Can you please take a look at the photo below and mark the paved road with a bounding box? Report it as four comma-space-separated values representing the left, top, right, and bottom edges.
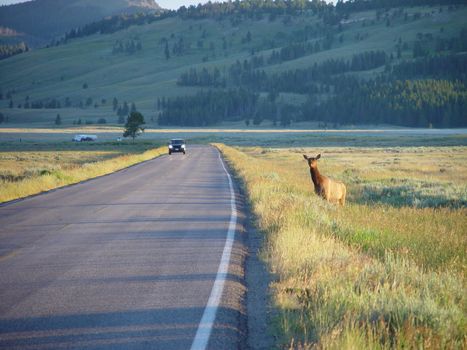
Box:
0, 145, 246, 350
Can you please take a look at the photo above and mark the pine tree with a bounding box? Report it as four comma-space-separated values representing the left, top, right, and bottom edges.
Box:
164, 41, 170, 60
122, 101, 129, 116
55, 114, 62, 125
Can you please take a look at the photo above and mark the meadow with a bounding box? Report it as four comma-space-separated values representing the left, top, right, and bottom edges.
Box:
0, 128, 465, 348
217, 143, 466, 349
0, 140, 165, 203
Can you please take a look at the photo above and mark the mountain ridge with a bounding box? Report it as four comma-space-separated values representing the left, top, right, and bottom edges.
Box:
0, 0, 162, 47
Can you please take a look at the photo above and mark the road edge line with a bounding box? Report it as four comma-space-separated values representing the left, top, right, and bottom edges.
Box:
190, 149, 238, 350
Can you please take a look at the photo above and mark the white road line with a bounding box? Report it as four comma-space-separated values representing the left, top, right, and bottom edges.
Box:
190, 149, 238, 350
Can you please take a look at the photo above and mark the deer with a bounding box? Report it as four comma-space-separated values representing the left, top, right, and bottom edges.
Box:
303, 154, 346, 206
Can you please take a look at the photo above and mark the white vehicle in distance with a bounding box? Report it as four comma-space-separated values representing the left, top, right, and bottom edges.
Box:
168, 139, 186, 155
73, 134, 97, 142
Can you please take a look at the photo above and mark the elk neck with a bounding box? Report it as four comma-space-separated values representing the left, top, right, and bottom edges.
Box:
309, 166, 323, 188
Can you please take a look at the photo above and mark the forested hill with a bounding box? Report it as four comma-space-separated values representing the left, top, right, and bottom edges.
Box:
0, 0, 161, 47
0, 0, 466, 128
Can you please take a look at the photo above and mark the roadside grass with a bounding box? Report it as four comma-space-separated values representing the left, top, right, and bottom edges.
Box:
0, 141, 165, 203
217, 144, 466, 349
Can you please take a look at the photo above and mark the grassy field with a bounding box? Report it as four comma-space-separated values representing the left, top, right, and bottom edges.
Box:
1, 125, 466, 146
217, 143, 466, 349
0, 140, 165, 203
0, 127, 465, 347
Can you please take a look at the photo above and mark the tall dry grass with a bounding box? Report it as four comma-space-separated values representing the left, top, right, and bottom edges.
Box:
0, 144, 166, 203
217, 144, 466, 349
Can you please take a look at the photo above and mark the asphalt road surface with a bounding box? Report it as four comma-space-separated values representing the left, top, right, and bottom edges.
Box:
0, 145, 247, 350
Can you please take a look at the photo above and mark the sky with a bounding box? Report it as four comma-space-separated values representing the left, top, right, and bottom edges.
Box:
0, 0, 337, 10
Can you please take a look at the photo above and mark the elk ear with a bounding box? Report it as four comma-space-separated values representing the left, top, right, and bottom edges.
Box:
303, 154, 309, 160
316, 154, 321, 159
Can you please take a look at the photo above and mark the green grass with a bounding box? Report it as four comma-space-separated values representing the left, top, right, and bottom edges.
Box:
217, 143, 466, 349
0, 141, 165, 203
1, 125, 466, 147
1, 5, 466, 126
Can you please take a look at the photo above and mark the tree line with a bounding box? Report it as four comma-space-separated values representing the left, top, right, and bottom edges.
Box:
0, 42, 29, 60
303, 78, 466, 128
178, 50, 388, 91
112, 38, 142, 55
336, 0, 465, 14
158, 89, 258, 126
392, 53, 467, 83
170, 50, 466, 127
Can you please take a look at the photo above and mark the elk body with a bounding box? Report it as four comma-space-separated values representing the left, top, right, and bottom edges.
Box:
303, 154, 346, 206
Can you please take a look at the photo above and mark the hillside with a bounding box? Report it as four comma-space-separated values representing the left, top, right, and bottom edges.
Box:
0, 0, 162, 47
0, 1, 466, 128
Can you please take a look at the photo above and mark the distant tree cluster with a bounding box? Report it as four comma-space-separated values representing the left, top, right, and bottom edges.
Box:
173, 45, 466, 128
59, 1, 335, 46
0, 42, 29, 60
266, 32, 338, 64
177, 67, 225, 87
392, 53, 467, 83
303, 78, 467, 128
63, 12, 168, 43
178, 50, 387, 92
336, 0, 465, 14
116, 101, 137, 123
158, 89, 258, 126
433, 27, 467, 54
29, 98, 61, 109
176, 0, 331, 20
112, 37, 142, 55
171, 36, 190, 57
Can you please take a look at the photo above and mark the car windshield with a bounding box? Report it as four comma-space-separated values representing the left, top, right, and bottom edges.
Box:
171, 139, 185, 145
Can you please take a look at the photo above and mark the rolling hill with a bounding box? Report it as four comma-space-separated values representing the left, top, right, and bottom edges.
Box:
0, 1, 466, 128
0, 0, 162, 47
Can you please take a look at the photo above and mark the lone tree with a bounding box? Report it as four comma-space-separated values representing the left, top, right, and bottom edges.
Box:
123, 111, 145, 141
55, 113, 61, 125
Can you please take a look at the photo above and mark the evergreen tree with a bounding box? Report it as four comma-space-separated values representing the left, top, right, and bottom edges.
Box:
122, 101, 129, 116
164, 41, 170, 60
55, 114, 61, 125
113, 97, 118, 111
123, 112, 145, 141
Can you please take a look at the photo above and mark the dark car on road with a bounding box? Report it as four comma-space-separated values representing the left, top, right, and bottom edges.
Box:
168, 139, 186, 155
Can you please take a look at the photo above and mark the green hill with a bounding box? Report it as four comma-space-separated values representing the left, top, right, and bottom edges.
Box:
0, 1, 466, 128
0, 0, 161, 47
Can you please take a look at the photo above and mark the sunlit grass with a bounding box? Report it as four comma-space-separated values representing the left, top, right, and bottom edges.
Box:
217, 144, 466, 349
0, 142, 165, 203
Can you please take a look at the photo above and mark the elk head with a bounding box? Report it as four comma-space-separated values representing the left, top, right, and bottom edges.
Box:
303, 154, 321, 169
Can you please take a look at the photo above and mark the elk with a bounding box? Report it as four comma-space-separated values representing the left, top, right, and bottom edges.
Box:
303, 154, 346, 206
